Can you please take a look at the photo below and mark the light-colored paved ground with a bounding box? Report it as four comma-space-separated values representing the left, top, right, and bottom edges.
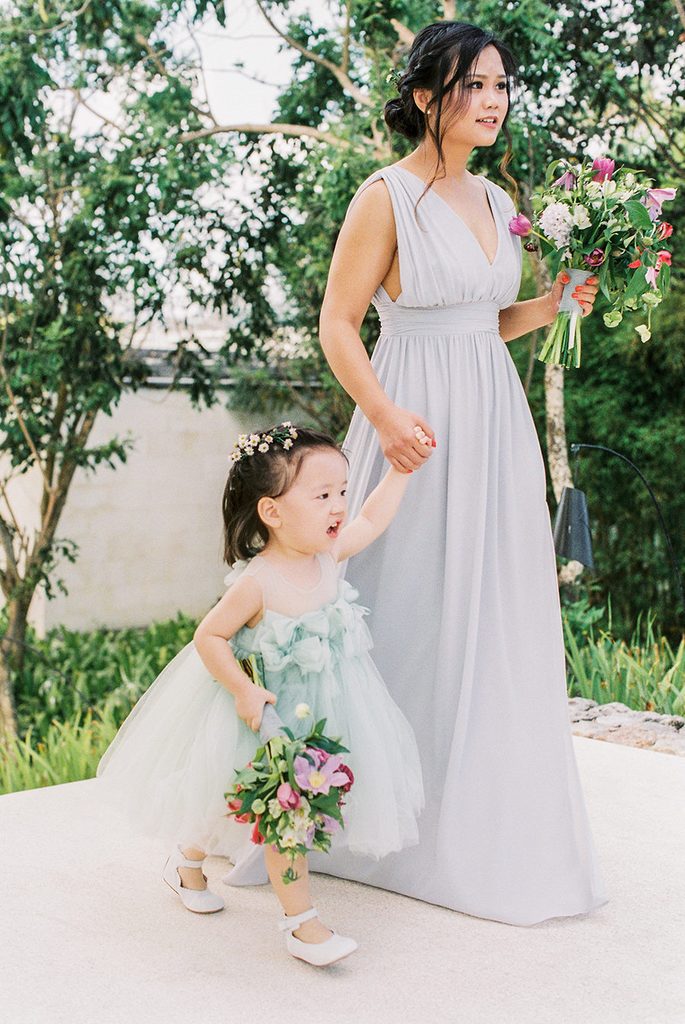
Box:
1, 736, 683, 1024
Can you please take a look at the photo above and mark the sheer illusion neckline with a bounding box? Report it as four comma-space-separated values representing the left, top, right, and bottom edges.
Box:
257, 552, 324, 592
393, 165, 502, 268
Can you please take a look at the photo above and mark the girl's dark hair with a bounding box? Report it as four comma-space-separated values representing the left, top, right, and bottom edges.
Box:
384, 21, 520, 203
222, 425, 347, 564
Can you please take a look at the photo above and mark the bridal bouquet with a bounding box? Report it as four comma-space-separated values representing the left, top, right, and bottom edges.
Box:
225, 654, 354, 884
509, 156, 676, 368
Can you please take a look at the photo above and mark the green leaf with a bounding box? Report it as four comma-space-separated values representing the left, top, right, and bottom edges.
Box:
624, 200, 653, 232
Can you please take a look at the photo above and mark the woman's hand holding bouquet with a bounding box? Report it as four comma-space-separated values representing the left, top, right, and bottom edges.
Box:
509, 156, 676, 368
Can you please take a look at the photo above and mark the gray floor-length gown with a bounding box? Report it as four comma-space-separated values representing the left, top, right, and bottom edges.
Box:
224, 164, 609, 927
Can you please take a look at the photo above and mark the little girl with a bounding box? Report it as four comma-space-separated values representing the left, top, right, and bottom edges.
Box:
97, 422, 433, 966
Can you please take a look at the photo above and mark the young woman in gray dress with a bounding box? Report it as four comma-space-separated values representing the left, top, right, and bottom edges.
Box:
308, 21, 608, 926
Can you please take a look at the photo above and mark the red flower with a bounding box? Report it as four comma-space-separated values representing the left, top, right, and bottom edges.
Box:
337, 763, 355, 794
657, 222, 673, 240
656, 250, 672, 268
251, 817, 265, 845
226, 798, 243, 813
628, 258, 642, 269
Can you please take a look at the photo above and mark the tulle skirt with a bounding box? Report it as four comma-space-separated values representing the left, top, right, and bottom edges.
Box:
96, 624, 425, 864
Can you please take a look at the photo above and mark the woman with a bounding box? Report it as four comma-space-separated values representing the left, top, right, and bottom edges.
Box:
308, 21, 609, 926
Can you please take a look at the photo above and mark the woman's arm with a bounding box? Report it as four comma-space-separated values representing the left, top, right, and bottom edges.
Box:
193, 576, 277, 731
499, 273, 599, 343
319, 179, 436, 474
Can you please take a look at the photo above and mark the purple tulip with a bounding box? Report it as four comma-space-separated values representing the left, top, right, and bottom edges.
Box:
553, 170, 577, 190
508, 213, 532, 237
583, 248, 606, 267
276, 782, 301, 810
592, 158, 615, 183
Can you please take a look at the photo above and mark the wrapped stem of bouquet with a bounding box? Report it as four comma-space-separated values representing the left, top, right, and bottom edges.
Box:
509, 156, 676, 369
225, 654, 355, 884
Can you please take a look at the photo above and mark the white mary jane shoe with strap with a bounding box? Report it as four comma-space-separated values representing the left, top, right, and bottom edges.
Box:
279, 907, 358, 966
162, 844, 225, 914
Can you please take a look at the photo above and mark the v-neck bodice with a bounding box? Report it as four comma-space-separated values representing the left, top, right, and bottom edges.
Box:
394, 166, 501, 267
346, 163, 522, 320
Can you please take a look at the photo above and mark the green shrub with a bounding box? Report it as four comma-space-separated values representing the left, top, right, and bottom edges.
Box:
13, 612, 198, 742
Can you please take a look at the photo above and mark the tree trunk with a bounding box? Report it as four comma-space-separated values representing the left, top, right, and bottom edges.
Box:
528, 256, 585, 586
0, 596, 30, 741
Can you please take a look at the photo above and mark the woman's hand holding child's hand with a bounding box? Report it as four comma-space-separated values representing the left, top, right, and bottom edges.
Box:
374, 404, 437, 473
235, 683, 278, 733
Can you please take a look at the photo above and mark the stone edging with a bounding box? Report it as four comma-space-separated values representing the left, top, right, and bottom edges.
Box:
569, 697, 685, 756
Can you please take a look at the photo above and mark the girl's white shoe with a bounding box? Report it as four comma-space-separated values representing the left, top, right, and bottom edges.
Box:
162, 844, 225, 914
278, 906, 358, 966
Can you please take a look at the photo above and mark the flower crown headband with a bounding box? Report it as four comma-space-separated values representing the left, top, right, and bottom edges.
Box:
229, 422, 299, 463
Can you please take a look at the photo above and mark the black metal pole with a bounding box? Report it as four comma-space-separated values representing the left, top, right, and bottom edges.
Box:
570, 442, 685, 622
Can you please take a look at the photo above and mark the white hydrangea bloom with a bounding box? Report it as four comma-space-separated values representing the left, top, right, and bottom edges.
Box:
539, 202, 573, 249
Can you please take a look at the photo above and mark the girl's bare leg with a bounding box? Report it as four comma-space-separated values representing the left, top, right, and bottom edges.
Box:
178, 844, 208, 891
264, 844, 334, 944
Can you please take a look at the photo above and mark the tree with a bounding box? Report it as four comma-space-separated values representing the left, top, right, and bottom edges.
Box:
0, 0, 246, 738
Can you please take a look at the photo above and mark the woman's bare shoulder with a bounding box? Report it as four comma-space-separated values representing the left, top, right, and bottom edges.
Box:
344, 173, 396, 242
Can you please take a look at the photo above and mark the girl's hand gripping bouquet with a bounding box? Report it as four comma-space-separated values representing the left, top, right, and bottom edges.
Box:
225, 654, 355, 884
509, 156, 676, 369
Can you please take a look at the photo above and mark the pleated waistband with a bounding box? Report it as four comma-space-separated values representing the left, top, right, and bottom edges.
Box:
379, 301, 500, 337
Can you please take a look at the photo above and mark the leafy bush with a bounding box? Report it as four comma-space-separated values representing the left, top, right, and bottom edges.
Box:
12, 612, 198, 742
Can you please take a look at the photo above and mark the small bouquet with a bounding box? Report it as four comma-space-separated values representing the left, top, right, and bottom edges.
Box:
509, 156, 676, 368
225, 654, 354, 884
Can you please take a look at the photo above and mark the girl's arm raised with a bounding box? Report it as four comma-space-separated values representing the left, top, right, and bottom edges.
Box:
332, 464, 413, 563
193, 575, 277, 731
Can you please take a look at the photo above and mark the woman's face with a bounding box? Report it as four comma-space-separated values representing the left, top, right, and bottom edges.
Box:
415, 43, 509, 149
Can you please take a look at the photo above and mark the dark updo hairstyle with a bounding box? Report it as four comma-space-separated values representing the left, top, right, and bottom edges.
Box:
222, 424, 348, 564
384, 21, 520, 203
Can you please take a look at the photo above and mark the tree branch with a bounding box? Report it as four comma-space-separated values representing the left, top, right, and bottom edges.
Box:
177, 121, 362, 149
254, 0, 373, 109
390, 19, 415, 46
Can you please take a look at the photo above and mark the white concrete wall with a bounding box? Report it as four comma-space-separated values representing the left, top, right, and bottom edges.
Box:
1, 389, 297, 634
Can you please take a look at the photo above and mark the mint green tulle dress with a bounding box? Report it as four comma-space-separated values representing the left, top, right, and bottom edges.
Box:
96, 550, 424, 877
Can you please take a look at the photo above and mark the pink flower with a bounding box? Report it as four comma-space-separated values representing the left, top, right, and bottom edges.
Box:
592, 158, 615, 183
294, 752, 350, 795
643, 188, 677, 222
656, 222, 673, 240
508, 213, 532, 237
656, 249, 672, 268
319, 814, 341, 835
553, 170, 577, 190
645, 266, 658, 288
584, 248, 606, 267
276, 782, 301, 810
